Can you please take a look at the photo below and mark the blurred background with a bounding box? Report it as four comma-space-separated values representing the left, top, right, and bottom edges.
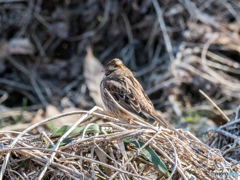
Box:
0, 0, 240, 137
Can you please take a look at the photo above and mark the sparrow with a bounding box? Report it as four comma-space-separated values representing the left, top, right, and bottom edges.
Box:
100, 58, 173, 129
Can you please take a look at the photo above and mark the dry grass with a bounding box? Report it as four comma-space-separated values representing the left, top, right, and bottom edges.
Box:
205, 105, 240, 166
1, 0, 240, 179
1, 105, 240, 180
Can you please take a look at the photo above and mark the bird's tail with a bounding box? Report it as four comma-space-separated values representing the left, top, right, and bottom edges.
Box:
151, 112, 174, 130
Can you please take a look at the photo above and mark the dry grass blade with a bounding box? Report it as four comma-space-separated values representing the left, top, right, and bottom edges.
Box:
152, 0, 174, 61
199, 90, 230, 122
162, 134, 177, 180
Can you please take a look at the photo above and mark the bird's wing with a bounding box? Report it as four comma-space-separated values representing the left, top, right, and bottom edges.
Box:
142, 89, 154, 107
102, 78, 148, 120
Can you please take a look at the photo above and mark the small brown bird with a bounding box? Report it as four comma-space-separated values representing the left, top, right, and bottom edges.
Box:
100, 59, 173, 129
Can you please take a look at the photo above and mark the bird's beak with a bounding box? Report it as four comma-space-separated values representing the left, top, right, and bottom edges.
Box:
102, 69, 105, 73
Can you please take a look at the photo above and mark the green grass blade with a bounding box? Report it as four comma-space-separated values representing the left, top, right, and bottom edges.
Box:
124, 138, 170, 177
52, 124, 106, 137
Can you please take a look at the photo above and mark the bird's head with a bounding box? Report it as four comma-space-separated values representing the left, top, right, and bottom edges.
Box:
102, 59, 124, 76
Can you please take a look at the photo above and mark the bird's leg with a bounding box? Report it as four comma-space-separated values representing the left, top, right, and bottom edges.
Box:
127, 118, 132, 124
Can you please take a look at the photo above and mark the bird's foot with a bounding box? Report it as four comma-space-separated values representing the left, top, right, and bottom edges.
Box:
127, 118, 132, 124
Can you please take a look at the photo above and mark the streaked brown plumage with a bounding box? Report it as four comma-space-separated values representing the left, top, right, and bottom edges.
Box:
100, 59, 173, 129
